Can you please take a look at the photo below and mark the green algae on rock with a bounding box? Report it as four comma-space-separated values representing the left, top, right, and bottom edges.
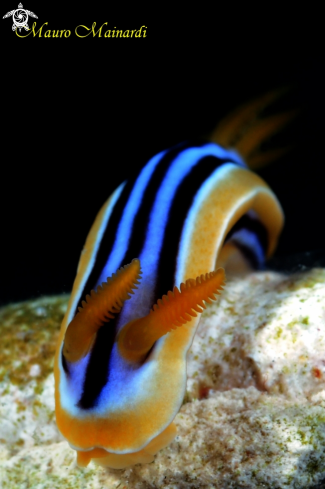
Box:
0, 296, 68, 458
0, 296, 68, 386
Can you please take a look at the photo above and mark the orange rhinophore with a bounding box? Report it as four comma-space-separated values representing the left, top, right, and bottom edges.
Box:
63, 259, 141, 363
118, 268, 225, 362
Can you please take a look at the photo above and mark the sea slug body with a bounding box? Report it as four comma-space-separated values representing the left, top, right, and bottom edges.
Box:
55, 92, 286, 468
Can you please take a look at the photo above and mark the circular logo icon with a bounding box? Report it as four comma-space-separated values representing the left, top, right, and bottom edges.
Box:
3, 3, 38, 32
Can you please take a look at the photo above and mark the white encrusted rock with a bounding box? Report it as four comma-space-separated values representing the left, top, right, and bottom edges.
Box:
187, 269, 325, 400
1, 269, 325, 488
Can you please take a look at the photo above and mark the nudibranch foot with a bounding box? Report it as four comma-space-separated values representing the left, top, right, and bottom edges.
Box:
63, 258, 142, 363
76, 422, 177, 469
118, 268, 225, 363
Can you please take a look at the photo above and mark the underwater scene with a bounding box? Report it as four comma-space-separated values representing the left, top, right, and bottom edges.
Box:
1, 16, 325, 488
2, 91, 325, 488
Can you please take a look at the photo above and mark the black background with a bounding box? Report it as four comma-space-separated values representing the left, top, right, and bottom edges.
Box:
1, 3, 324, 306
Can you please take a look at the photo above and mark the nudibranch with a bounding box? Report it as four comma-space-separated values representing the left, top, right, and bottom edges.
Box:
55, 91, 287, 468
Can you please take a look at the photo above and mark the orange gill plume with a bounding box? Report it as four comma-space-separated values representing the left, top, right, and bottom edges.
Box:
210, 87, 298, 169
63, 258, 142, 363
118, 268, 225, 362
